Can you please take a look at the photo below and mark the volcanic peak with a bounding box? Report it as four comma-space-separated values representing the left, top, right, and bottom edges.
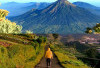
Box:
57, 0, 76, 7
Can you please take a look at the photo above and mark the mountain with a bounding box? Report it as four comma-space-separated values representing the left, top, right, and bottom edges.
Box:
73, 2, 100, 16
10, 0, 100, 34
0, 2, 34, 16
0, 2, 50, 16
24, 3, 51, 10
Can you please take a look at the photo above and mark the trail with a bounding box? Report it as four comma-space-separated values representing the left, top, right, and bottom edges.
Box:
35, 45, 63, 68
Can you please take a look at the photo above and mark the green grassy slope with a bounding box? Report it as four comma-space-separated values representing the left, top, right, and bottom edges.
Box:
50, 44, 91, 68
0, 34, 47, 68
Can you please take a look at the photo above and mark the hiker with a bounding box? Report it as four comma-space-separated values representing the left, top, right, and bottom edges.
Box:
45, 48, 53, 67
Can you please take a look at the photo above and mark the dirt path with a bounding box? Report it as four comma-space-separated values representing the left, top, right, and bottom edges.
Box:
35, 45, 63, 68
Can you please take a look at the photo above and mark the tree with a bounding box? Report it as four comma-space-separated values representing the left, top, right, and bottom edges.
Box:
85, 48, 99, 58
85, 23, 100, 34
0, 9, 22, 34
0, 9, 9, 18
93, 23, 100, 34
52, 33, 59, 40
85, 27, 92, 34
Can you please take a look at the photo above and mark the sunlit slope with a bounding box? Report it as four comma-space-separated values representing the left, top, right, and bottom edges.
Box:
0, 34, 47, 68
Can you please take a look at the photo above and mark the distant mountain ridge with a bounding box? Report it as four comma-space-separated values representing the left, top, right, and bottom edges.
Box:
0, 2, 50, 16
0, 2, 34, 16
24, 3, 51, 10
73, 2, 99, 9
10, 0, 100, 34
1, 1, 100, 16
73, 2, 100, 15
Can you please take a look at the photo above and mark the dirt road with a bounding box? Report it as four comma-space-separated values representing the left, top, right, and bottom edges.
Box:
35, 45, 63, 68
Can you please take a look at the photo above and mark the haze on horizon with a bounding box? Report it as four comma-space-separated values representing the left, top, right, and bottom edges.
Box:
0, 0, 100, 7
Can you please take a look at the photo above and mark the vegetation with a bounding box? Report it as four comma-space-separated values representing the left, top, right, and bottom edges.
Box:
0, 8, 47, 67
0, 34, 47, 68
0, 9, 22, 34
52, 33, 59, 40
0, 9, 9, 18
85, 48, 99, 58
85, 23, 100, 34
65, 41, 90, 53
26, 30, 33, 34
50, 44, 90, 68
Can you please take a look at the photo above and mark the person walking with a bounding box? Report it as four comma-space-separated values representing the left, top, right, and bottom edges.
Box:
45, 48, 53, 67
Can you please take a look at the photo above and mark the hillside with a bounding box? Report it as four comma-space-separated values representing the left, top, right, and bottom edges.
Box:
10, 0, 100, 34
0, 33, 93, 68
73, 2, 100, 15
0, 34, 47, 68
47, 34, 100, 68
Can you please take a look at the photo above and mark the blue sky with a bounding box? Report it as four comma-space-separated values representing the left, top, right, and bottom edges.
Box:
0, 0, 100, 6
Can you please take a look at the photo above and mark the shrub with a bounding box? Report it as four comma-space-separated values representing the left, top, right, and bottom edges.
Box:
85, 48, 99, 58
52, 33, 59, 40
0, 9, 22, 34
85, 23, 100, 34
25, 30, 33, 34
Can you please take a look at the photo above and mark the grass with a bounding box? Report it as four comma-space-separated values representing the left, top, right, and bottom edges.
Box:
50, 44, 91, 68
0, 34, 46, 68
